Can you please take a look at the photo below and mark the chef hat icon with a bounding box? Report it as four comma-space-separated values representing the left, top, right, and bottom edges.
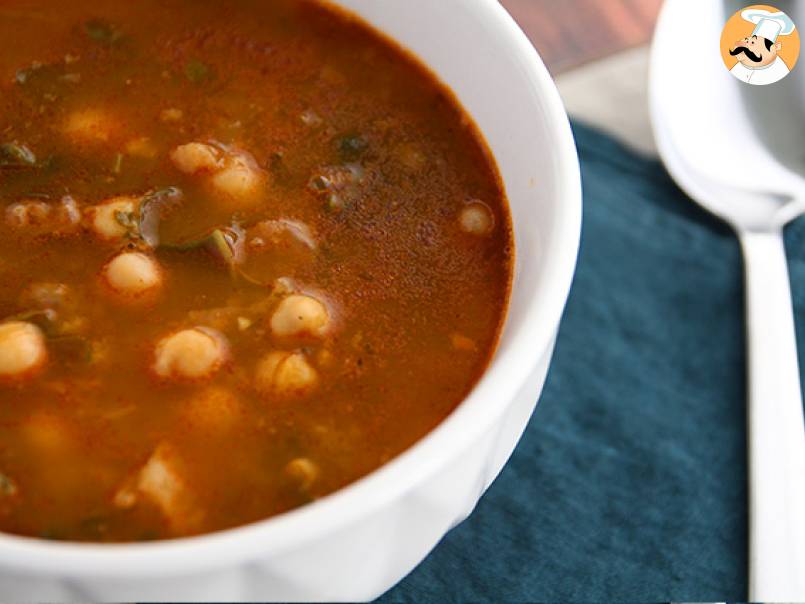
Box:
741, 8, 796, 42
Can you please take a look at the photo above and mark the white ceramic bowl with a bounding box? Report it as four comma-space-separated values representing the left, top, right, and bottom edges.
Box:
0, 0, 581, 600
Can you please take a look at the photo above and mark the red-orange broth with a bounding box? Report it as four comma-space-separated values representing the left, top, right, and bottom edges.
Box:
0, 0, 513, 541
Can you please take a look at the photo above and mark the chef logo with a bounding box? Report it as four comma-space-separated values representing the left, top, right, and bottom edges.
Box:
720, 5, 799, 85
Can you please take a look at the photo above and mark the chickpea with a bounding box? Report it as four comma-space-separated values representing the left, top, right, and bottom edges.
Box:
171, 143, 264, 205
153, 328, 229, 381
63, 108, 115, 142
0, 322, 47, 380
285, 457, 319, 490
459, 200, 495, 236
270, 294, 329, 338
5, 200, 50, 228
210, 154, 264, 203
6, 197, 81, 234
255, 351, 318, 397
89, 196, 138, 240
101, 252, 163, 299
170, 142, 222, 174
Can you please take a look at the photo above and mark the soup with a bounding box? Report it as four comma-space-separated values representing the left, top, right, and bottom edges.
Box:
0, 0, 513, 541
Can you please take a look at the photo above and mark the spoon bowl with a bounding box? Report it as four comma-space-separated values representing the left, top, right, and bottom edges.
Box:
651, 1, 805, 600
651, 1, 805, 229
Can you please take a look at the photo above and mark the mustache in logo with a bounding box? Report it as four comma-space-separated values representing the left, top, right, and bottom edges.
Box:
730, 45, 763, 62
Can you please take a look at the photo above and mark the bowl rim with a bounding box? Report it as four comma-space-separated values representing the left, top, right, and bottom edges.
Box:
0, 0, 582, 576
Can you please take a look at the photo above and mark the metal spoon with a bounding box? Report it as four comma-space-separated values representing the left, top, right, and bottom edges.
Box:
650, 1, 805, 599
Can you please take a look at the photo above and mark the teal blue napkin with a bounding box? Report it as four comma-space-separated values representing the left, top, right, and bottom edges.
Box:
379, 121, 752, 601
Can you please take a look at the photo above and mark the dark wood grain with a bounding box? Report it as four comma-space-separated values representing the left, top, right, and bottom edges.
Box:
499, 0, 663, 73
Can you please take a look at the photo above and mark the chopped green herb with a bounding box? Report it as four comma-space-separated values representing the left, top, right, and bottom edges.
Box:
207, 228, 243, 271
114, 210, 134, 226
84, 19, 123, 45
324, 193, 343, 212
185, 60, 211, 84
209, 229, 236, 266
0, 142, 36, 168
337, 134, 368, 161
112, 152, 123, 174
113, 210, 137, 236
309, 175, 328, 192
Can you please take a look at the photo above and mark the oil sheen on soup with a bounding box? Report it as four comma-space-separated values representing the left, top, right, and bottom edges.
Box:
0, 0, 513, 541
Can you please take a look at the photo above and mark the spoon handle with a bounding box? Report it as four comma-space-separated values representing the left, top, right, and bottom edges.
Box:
741, 229, 805, 601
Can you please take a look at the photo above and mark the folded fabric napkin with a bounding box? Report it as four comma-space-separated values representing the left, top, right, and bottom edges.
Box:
379, 121, 762, 602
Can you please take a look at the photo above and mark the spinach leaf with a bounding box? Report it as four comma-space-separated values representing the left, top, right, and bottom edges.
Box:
166, 227, 240, 263
163, 225, 271, 285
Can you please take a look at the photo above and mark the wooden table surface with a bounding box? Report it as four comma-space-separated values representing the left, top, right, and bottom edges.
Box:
500, 0, 663, 73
